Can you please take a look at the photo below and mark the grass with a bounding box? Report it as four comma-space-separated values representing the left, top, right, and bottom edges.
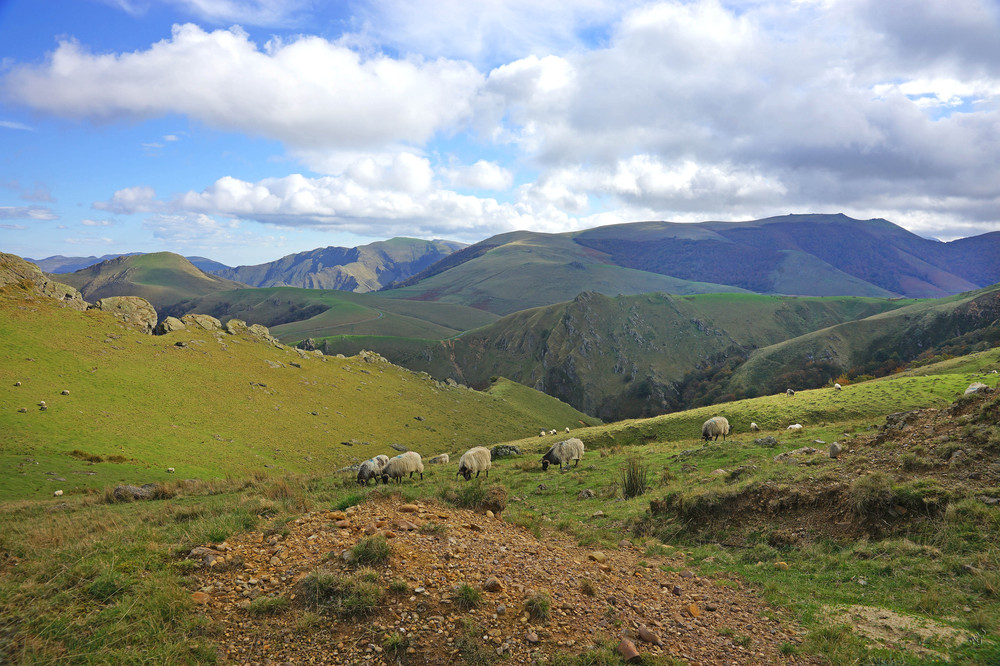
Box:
525, 590, 552, 622
454, 582, 482, 609
349, 534, 391, 566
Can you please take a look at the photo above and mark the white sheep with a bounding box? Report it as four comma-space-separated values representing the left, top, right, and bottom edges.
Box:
356, 454, 390, 485
456, 446, 491, 481
750, 422, 760, 432
539, 430, 546, 437
787, 423, 804, 431
701, 416, 730, 442
786, 388, 795, 396
53, 489, 63, 497
381, 452, 424, 484
834, 383, 842, 391
549, 429, 557, 435
541, 438, 584, 471
564, 427, 570, 433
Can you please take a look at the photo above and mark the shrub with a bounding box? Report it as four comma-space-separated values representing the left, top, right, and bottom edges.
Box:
248, 595, 289, 615
620, 454, 649, 500
455, 583, 482, 609
579, 578, 596, 597
341, 581, 383, 617
350, 535, 391, 566
383, 632, 409, 656
525, 590, 551, 622
388, 578, 409, 595
847, 472, 894, 518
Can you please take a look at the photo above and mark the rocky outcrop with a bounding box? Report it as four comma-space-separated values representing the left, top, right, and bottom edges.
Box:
0, 253, 88, 310
90, 296, 158, 334
181, 314, 222, 331
154, 316, 186, 335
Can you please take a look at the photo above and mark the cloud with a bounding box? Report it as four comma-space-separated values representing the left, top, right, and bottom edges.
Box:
93, 185, 160, 214
98, 0, 311, 26
3, 24, 483, 150
81, 219, 114, 227
0, 120, 34, 131
0, 224, 28, 230
0, 206, 58, 220
445, 160, 514, 191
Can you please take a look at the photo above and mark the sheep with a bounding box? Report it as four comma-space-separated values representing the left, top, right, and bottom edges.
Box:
357, 454, 390, 485
549, 429, 557, 436
786, 388, 795, 396
539, 430, 546, 437
787, 423, 803, 431
701, 416, 730, 442
456, 446, 491, 481
541, 438, 584, 471
381, 452, 423, 484
565, 427, 570, 433
750, 422, 760, 432
834, 383, 842, 391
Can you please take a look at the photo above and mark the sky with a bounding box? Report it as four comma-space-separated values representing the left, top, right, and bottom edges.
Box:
1, 0, 999, 267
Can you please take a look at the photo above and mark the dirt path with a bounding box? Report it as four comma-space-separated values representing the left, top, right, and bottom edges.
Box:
192, 496, 819, 665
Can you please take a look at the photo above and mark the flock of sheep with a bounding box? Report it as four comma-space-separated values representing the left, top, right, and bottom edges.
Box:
357, 384, 845, 486
356, 435, 585, 486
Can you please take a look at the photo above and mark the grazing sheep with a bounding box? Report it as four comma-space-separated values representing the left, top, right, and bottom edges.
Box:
701, 416, 731, 442
834, 383, 842, 391
750, 422, 760, 432
456, 446, 491, 481
539, 430, 546, 437
357, 454, 390, 486
787, 423, 804, 431
381, 452, 423, 484
541, 438, 585, 471
427, 453, 450, 464
564, 427, 570, 433
786, 388, 795, 396
53, 490, 63, 497
549, 429, 557, 436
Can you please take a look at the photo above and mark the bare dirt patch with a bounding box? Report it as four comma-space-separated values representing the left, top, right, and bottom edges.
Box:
822, 604, 971, 662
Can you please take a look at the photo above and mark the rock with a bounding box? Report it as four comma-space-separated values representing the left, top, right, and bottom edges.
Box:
390, 443, 409, 452
525, 632, 539, 644
577, 489, 595, 499
672, 585, 682, 596
427, 454, 450, 464
399, 504, 419, 513
17, 408, 26, 413
483, 577, 504, 592
591, 511, 605, 518
496, 604, 506, 615
829, 442, 843, 459
191, 591, 211, 605
617, 638, 641, 663
0, 253, 88, 310
637, 624, 663, 645
754, 436, 778, 448
774, 447, 818, 463
965, 382, 990, 395
687, 603, 701, 617
154, 316, 186, 335
588, 551, 607, 563
490, 444, 522, 460
112, 483, 158, 502
181, 314, 222, 331
224, 319, 248, 335
91, 296, 158, 334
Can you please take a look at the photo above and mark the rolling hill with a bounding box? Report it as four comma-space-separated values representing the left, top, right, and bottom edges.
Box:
318, 291, 915, 420
212, 237, 464, 292
386, 214, 1000, 314
54, 252, 248, 310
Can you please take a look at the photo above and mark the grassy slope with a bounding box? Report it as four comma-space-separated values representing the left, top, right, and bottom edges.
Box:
168, 286, 499, 342
728, 282, 1000, 394
0, 295, 593, 502
56, 252, 246, 309
381, 233, 748, 315
338, 291, 912, 419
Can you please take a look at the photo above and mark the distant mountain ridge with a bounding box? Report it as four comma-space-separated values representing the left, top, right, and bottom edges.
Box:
27, 253, 229, 274
213, 238, 465, 293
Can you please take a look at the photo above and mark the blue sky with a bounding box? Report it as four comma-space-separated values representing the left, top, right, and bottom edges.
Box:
1, 0, 999, 267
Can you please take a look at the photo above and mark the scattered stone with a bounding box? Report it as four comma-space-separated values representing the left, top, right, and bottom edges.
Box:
829, 442, 843, 459
91, 296, 158, 334
427, 454, 450, 464
577, 489, 595, 499
490, 444, 522, 460
687, 603, 701, 617
154, 316, 186, 335
618, 638, 641, 663
672, 585, 682, 596
588, 551, 607, 563
773, 447, 818, 463
390, 443, 409, 452
754, 436, 778, 448
591, 511, 605, 519
483, 576, 504, 592
525, 632, 539, 644
399, 504, 419, 513
965, 382, 989, 395
191, 591, 211, 605
637, 625, 663, 646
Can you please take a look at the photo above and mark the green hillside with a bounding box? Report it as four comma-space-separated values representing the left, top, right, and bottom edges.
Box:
382, 232, 748, 315
727, 282, 1000, 395
165, 286, 499, 341
322, 291, 912, 420
56, 252, 247, 310
0, 292, 595, 502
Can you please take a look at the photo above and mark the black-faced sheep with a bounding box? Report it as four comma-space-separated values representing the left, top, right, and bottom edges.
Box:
357, 454, 390, 486
786, 388, 795, 396
541, 438, 584, 471
549, 429, 557, 436
701, 416, 730, 441
750, 422, 760, 432
834, 383, 842, 391
381, 452, 424, 484
456, 446, 491, 481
